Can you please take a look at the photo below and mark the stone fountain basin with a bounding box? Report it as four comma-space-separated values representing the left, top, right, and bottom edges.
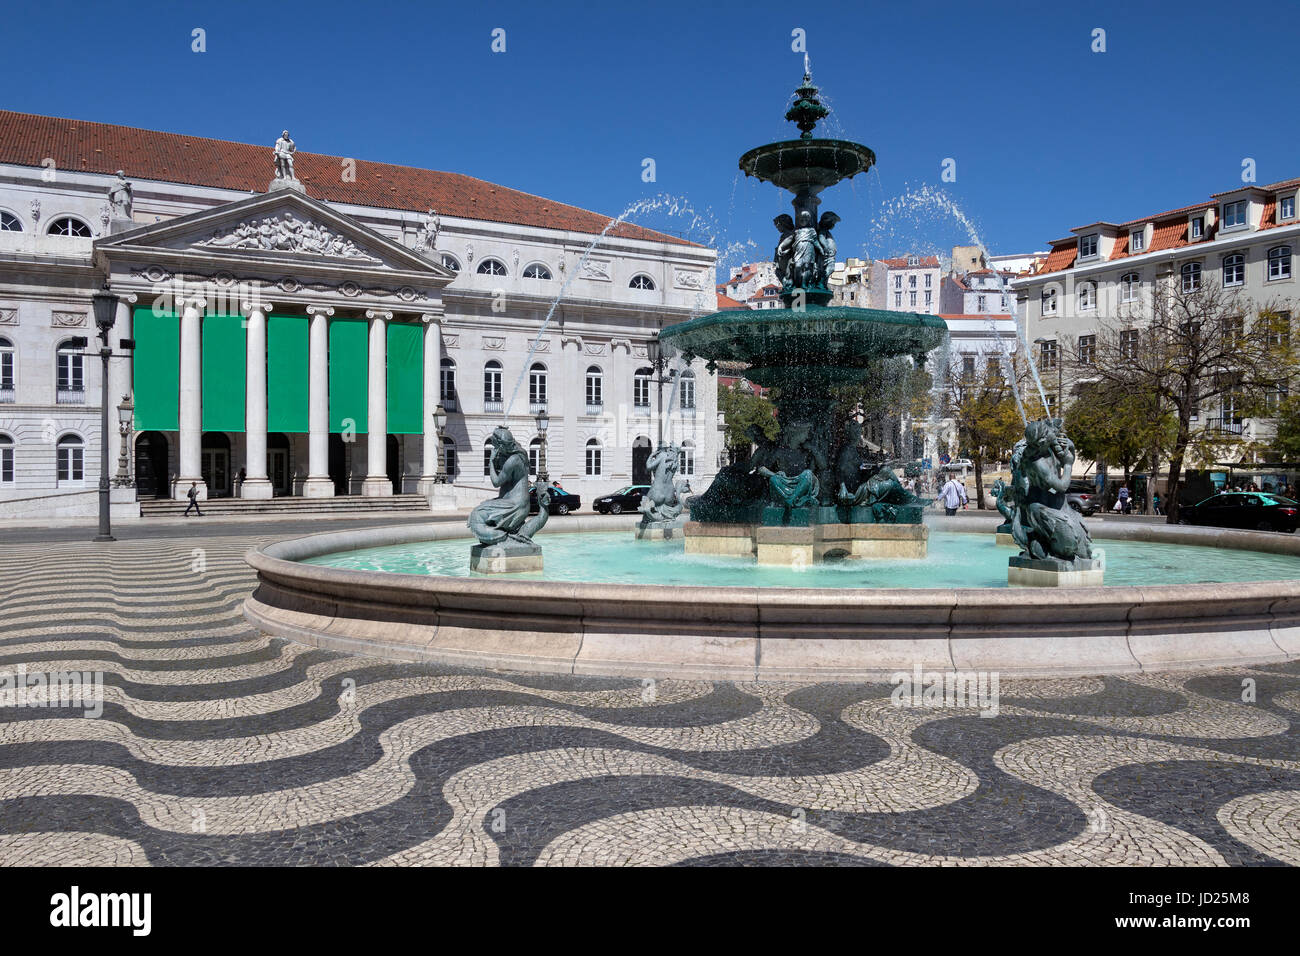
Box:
243, 515, 1300, 681
739, 138, 877, 191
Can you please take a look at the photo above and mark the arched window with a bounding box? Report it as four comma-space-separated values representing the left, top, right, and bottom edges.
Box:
56, 434, 84, 483
585, 365, 603, 410
529, 436, 541, 476
0, 211, 22, 232
439, 356, 457, 405
1120, 272, 1140, 303
0, 433, 12, 484
47, 217, 91, 237
629, 274, 655, 290
440, 254, 461, 273
1041, 287, 1058, 315
678, 369, 696, 409
476, 258, 507, 276
1268, 245, 1293, 281
529, 362, 547, 408
55, 339, 85, 403
442, 437, 457, 481
522, 263, 552, 280
679, 439, 696, 477
585, 438, 602, 476
482, 440, 493, 477
1223, 253, 1245, 287
483, 360, 503, 408
1181, 261, 1202, 293
633, 367, 653, 409
0, 336, 14, 400
1077, 282, 1096, 311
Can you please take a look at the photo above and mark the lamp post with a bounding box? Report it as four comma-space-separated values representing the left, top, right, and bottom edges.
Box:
114, 394, 134, 486
535, 407, 550, 483
91, 286, 120, 541
432, 401, 448, 483
1033, 336, 1064, 419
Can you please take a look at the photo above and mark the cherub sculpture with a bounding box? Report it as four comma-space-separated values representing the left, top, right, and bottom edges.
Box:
1008, 418, 1092, 566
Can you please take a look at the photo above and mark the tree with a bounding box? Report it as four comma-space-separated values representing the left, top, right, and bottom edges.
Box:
1066, 381, 1176, 492
717, 381, 778, 461
1084, 276, 1293, 522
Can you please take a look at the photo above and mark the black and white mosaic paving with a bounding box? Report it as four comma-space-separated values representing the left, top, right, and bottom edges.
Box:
0, 532, 1297, 866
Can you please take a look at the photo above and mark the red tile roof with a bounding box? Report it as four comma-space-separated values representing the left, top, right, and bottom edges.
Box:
716, 292, 747, 310
0, 109, 697, 247
1039, 242, 1077, 273
878, 255, 940, 269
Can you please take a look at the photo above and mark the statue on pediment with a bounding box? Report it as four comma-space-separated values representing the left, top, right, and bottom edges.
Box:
274, 131, 296, 181
108, 171, 133, 220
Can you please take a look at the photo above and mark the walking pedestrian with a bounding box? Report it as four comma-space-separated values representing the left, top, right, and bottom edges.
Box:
1152, 492, 1162, 516
939, 474, 967, 516
184, 481, 203, 517
1118, 484, 1131, 515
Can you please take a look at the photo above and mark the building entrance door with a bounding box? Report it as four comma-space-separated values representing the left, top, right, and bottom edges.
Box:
268, 449, 290, 495
201, 449, 230, 497
632, 435, 652, 485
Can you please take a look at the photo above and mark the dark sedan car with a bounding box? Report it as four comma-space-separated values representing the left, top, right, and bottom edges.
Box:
593, 484, 650, 515
1179, 492, 1298, 532
1066, 479, 1101, 516
528, 484, 580, 516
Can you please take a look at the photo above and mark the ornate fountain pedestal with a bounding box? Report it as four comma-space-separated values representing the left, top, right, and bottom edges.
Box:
1008, 556, 1104, 588
470, 540, 543, 574
684, 515, 929, 564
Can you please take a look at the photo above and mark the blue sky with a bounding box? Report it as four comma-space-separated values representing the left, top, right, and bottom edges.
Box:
4, 0, 1295, 273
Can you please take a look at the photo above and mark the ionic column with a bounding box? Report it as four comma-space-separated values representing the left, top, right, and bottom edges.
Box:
174, 296, 206, 499
240, 299, 275, 499
418, 311, 444, 494
362, 309, 392, 496
106, 292, 137, 487
302, 305, 335, 497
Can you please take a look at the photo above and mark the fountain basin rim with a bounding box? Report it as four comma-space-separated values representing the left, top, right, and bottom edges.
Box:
244, 516, 1300, 680
660, 304, 948, 342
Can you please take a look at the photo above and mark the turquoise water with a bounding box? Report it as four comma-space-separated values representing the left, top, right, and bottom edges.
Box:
302, 530, 1300, 589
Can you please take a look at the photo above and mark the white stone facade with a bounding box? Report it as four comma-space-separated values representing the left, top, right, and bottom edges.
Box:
0, 124, 720, 519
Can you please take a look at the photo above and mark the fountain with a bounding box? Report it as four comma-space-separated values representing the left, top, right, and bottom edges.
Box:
660, 71, 947, 564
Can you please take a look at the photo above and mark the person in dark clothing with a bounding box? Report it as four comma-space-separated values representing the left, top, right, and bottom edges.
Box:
184, 481, 203, 516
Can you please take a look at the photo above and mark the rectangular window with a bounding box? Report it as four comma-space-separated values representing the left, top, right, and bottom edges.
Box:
680, 376, 696, 409
529, 370, 546, 405
634, 374, 651, 408
1222, 200, 1247, 228
894, 275, 901, 289
585, 446, 601, 476
1130, 230, 1145, 252
1120, 329, 1139, 358
925, 274, 932, 288
961, 355, 975, 382
1078, 334, 1096, 365
1078, 234, 1098, 258
1266, 383, 1289, 414
1042, 288, 1058, 314
894, 292, 902, 308
0, 446, 12, 483
908, 275, 917, 288
1282, 196, 1296, 221
444, 448, 456, 480
0, 350, 12, 390
1225, 315, 1243, 346
1269, 246, 1293, 280
1190, 216, 1204, 239
1039, 339, 1058, 370
977, 294, 987, 312
909, 291, 917, 307
57, 352, 83, 391
985, 356, 1001, 381
1267, 311, 1291, 348
57, 446, 83, 482
924, 290, 933, 309
440, 365, 455, 403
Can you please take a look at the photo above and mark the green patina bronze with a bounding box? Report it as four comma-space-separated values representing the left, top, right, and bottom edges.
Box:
661, 70, 948, 537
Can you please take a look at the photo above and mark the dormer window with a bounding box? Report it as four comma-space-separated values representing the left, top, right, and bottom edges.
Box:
1130, 229, 1145, 253
1190, 216, 1205, 239
1282, 196, 1296, 221
1078, 234, 1099, 259
907, 255, 918, 266
1222, 200, 1248, 230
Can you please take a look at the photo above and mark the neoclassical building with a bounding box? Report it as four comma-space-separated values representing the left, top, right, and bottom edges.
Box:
0, 111, 720, 517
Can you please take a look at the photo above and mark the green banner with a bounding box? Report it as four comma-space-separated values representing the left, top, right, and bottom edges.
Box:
329, 318, 368, 434
268, 314, 309, 433
386, 321, 423, 435
201, 314, 246, 432
132, 307, 179, 431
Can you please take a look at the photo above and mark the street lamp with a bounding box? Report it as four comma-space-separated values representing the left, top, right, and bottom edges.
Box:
535, 407, 550, 483
1033, 336, 1064, 419
91, 286, 120, 542
114, 394, 134, 487
431, 401, 448, 483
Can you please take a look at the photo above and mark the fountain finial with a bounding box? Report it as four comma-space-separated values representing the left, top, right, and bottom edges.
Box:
785, 70, 829, 140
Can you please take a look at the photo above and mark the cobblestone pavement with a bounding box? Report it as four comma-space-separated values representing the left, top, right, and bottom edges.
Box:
1, 531, 1297, 866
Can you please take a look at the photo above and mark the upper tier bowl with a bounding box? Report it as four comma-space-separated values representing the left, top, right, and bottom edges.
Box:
738, 138, 877, 192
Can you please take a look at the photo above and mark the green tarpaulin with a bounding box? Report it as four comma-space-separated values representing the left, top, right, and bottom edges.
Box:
132, 307, 179, 431
329, 318, 368, 434
201, 314, 246, 432
268, 315, 309, 433
386, 321, 423, 434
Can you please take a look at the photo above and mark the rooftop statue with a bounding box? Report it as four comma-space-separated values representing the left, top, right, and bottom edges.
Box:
273, 130, 297, 181
1008, 418, 1093, 567
469, 426, 548, 545
107, 171, 132, 220
639, 442, 687, 523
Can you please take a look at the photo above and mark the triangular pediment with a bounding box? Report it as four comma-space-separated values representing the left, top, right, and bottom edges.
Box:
96, 189, 452, 279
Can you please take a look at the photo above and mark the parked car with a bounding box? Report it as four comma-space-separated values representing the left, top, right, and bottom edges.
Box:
594, 484, 650, 515
942, 458, 974, 472
1179, 492, 1298, 532
529, 484, 581, 516
1065, 479, 1101, 516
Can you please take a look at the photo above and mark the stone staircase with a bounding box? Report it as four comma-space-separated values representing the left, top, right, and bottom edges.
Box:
139, 494, 430, 518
